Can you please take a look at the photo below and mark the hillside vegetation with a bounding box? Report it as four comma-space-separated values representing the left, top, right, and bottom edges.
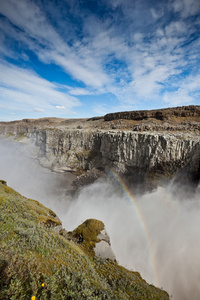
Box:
0, 181, 169, 299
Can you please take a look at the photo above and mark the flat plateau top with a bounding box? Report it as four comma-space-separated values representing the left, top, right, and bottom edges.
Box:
0, 106, 199, 134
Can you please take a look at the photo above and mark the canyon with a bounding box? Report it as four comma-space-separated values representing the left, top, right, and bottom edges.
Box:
0, 105, 200, 299
0, 105, 199, 193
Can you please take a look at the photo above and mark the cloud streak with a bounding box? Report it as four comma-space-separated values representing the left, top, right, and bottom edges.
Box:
0, 0, 199, 119
0, 62, 80, 119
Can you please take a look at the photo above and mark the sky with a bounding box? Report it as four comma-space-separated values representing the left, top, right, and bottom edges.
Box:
0, 0, 200, 121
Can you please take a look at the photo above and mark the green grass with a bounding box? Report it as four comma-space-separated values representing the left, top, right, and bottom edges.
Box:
0, 183, 169, 299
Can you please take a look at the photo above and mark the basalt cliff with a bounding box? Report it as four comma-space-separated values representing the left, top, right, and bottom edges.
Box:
0, 105, 199, 192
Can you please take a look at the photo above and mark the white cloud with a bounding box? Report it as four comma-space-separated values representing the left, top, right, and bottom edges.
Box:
172, 0, 200, 18
0, 62, 80, 113
163, 89, 194, 105
55, 105, 65, 109
150, 8, 163, 20
50, 51, 109, 88
163, 73, 200, 106
92, 104, 109, 116
68, 88, 94, 96
133, 33, 143, 43
34, 108, 45, 112
0, 0, 62, 45
0, 0, 111, 89
165, 20, 187, 37
0, 0, 199, 113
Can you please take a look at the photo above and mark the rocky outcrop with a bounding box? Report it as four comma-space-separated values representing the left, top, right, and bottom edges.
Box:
104, 105, 200, 121
68, 219, 116, 261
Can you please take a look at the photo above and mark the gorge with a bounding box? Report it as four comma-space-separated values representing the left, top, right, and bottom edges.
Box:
0, 106, 199, 193
0, 105, 200, 299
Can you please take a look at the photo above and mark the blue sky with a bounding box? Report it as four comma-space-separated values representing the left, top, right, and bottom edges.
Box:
0, 0, 200, 121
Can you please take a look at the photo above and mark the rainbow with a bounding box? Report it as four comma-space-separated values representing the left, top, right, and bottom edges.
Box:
106, 168, 159, 286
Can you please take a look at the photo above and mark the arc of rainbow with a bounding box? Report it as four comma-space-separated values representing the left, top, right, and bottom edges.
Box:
106, 168, 159, 287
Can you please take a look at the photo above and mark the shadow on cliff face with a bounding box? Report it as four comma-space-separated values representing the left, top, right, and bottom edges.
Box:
0, 139, 200, 300
63, 179, 200, 300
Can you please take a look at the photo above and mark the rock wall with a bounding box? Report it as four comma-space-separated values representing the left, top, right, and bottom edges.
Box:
0, 124, 199, 189
28, 128, 200, 184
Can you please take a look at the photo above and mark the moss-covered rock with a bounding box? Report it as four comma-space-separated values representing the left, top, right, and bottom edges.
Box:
68, 219, 116, 260
72, 219, 104, 242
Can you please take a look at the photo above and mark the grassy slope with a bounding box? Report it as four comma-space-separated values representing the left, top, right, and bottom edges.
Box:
0, 183, 169, 300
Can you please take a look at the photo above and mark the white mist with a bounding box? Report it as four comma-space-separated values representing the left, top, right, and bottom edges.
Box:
63, 180, 200, 300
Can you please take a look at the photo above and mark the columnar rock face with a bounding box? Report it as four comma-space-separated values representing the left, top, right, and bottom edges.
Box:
0, 121, 199, 188
28, 128, 200, 177
30, 129, 99, 171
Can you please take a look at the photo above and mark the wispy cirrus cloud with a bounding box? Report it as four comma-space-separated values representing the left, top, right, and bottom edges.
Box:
0, 0, 199, 120
0, 62, 80, 116
163, 73, 200, 105
0, 0, 110, 89
68, 88, 94, 96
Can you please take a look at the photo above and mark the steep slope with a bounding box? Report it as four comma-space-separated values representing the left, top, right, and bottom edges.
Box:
0, 181, 169, 300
